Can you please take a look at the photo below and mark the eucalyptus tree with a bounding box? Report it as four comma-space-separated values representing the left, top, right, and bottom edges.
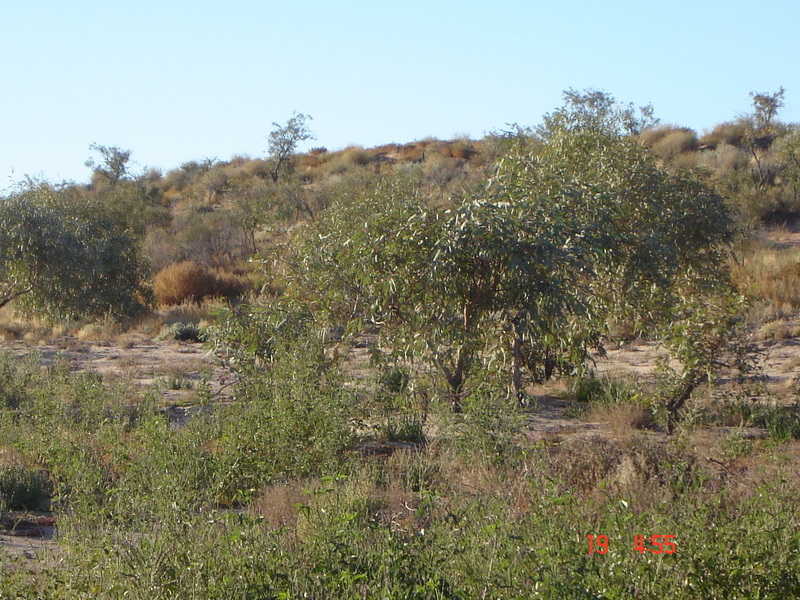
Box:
0, 182, 150, 320
287, 103, 730, 403
266, 112, 315, 183
257, 92, 738, 417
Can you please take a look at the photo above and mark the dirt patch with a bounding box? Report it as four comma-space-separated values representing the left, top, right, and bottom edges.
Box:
0, 514, 58, 566
1, 334, 235, 406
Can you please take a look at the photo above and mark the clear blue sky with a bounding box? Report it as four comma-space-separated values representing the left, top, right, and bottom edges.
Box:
2, 0, 798, 188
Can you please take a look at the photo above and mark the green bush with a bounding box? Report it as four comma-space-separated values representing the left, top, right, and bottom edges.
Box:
154, 321, 205, 342
750, 403, 800, 442
209, 330, 354, 503
573, 375, 639, 405
0, 466, 51, 510
0, 183, 150, 320
0, 351, 39, 409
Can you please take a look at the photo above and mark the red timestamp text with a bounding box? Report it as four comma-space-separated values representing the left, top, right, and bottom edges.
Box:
587, 534, 676, 554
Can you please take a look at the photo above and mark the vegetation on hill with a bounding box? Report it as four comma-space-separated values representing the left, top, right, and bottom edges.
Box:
2, 89, 800, 597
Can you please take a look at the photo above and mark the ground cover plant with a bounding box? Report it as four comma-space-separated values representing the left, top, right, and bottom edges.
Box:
0, 347, 799, 598
3, 89, 800, 597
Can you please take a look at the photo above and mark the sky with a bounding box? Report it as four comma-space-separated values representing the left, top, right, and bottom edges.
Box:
2, 0, 799, 189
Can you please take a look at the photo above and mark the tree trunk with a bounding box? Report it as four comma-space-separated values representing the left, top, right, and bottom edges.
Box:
442, 352, 468, 413
512, 334, 525, 405
0, 287, 32, 311
665, 376, 698, 435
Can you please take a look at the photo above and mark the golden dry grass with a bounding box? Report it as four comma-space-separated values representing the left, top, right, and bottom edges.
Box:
153, 261, 249, 306
731, 243, 800, 316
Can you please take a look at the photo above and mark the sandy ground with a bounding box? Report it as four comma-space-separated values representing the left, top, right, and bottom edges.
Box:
1, 333, 235, 407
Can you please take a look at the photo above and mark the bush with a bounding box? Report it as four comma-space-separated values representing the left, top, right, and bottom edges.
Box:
573, 375, 639, 405
0, 466, 51, 510
153, 262, 248, 306
154, 321, 205, 342
212, 331, 354, 501
653, 129, 698, 161
0, 184, 151, 320
153, 261, 215, 305
701, 121, 750, 148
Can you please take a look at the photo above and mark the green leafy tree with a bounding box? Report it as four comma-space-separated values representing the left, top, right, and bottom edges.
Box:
749, 87, 785, 132
741, 88, 787, 191
775, 126, 800, 207
85, 143, 133, 188
0, 182, 150, 319
538, 88, 658, 137
237, 93, 736, 421
266, 112, 315, 183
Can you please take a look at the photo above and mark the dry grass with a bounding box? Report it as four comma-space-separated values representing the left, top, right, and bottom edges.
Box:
642, 126, 698, 162
155, 357, 208, 378
700, 121, 749, 148
653, 129, 698, 161
757, 319, 800, 341
153, 261, 249, 306
250, 480, 310, 529
587, 402, 655, 438
76, 316, 121, 341
154, 261, 216, 305
731, 243, 800, 317
160, 298, 227, 325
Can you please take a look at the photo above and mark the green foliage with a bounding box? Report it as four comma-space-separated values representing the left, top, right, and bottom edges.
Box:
211, 330, 353, 502
539, 88, 659, 137
0, 466, 52, 510
0, 182, 150, 320
657, 293, 754, 432
445, 376, 522, 461
749, 86, 785, 132
573, 375, 640, 406
266, 111, 315, 182
285, 94, 735, 404
153, 321, 205, 342
725, 399, 800, 443
85, 143, 133, 188
0, 351, 39, 409
0, 347, 797, 598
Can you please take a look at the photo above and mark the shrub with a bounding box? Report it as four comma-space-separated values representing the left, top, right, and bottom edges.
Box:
749, 403, 800, 442
0, 351, 38, 410
701, 120, 750, 148
448, 138, 476, 160
0, 184, 150, 320
0, 466, 52, 510
153, 262, 248, 306
153, 261, 216, 305
573, 375, 639, 405
154, 321, 205, 342
653, 129, 698, 161
210, 267, 249, 299
212, 331, 354, 501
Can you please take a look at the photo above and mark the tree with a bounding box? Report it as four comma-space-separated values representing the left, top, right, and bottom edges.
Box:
0, 182, 150, 319
741, 87, 787, 190
266, 112, 315, 183
279, 94, 735, 410
538, 88, 658, 137
213, 92, 737, 424
749, 87, 785, 132
85, 143, 133, 188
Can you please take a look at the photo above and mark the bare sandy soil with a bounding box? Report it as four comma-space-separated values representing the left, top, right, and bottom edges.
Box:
1, 333, 235, 407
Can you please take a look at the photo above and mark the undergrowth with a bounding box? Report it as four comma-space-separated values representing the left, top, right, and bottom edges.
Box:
0, 351, 798, 598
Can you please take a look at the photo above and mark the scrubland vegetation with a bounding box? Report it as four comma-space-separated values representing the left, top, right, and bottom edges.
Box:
2, 89, 800, 597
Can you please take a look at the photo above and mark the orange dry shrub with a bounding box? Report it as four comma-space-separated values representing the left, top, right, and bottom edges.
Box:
210, 267, 249, 299
153, 261, 216, 306
154, 262, 250, 306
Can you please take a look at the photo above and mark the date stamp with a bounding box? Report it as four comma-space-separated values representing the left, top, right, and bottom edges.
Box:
587, 534, 676, 555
